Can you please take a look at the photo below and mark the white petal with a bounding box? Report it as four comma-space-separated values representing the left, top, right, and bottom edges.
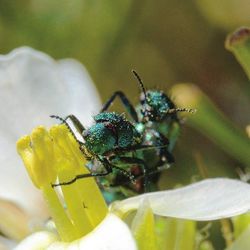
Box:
112, 178, 250, 221
48, 214, 137, 250
0, 47, 101, 219
14, 231, 58, 250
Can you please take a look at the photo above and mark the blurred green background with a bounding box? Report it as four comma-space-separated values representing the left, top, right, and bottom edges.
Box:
1, 0, 249, 185
1, 1, 250, 249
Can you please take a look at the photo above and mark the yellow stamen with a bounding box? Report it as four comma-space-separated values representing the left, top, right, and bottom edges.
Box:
17, 125, 108, 241
17, 126, 57, 188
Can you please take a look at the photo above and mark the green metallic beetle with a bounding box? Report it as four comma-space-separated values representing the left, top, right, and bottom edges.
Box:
51, 71, 194, 200
51, 111, 163, 194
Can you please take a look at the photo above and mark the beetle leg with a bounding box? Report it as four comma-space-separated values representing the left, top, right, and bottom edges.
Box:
50, 114, 87, 156
64, 114, 86, 134
51, 158, 113, 188
101, 91, 139, 122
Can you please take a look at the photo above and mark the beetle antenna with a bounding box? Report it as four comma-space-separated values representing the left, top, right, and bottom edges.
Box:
166, 108, 197, 114
132, 70, 148, 104
50, 115, 79, 142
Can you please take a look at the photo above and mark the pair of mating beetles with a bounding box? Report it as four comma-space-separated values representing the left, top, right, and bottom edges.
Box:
52, 71, 194, 197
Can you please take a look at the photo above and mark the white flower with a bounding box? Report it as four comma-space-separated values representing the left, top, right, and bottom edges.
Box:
0, 47, 137, 250
0, 47, 101, 239
2, 47, 250, 250
112, 178, 250, 221
15, 214, 137, 250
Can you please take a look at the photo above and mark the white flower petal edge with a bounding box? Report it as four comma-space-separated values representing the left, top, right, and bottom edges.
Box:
14, 231, 58, 250
76, 214, 137, 250
0, 47, 101, 219
112, 178, 250, 221
15, 214, 137, 250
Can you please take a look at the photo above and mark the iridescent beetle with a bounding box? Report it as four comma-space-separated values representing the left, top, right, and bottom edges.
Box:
52, 71, 195, 199
101, 71, 194, 165
51, 112, 164, 195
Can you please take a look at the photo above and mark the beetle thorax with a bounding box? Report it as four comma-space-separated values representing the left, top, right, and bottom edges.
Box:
83, 112, 141, 155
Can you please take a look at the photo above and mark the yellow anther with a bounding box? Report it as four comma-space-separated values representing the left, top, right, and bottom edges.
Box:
49, 124, 108, 227
17, 124, 108, 239
49, 125, 86, 174
17, 126, 57, 188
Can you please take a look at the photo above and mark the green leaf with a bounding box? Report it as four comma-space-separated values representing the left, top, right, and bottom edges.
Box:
226, 27, 250, 80
170, 84, 250, 167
